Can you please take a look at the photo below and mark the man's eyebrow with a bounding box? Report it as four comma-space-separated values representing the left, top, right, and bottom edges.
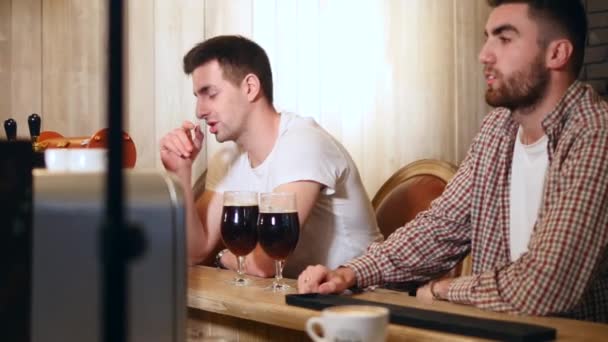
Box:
194, 85, 211, 96
485, 24, 520, 37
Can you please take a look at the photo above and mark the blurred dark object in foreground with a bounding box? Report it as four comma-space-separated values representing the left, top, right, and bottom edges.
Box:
0, 141, 33, 342
31, 170, 187, 342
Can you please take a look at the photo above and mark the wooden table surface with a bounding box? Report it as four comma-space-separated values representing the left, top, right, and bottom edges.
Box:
187, 266, 608, 341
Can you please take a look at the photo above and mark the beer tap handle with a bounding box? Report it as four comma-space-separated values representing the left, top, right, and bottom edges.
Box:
28, 113, 41, 142
4, 118, 17, 141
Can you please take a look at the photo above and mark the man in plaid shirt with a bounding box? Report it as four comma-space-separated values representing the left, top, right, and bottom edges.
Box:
298, 0, 608, 322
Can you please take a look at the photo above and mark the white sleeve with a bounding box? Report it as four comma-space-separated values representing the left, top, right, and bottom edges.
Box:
270, 128, 347, 195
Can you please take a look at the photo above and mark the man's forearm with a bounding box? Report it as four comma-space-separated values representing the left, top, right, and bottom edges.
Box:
175, 169, 207, 265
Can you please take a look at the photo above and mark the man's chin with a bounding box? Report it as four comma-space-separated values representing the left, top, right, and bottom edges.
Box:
485, 92, 500, 107
213, 133, 230, 143
485, 91, 507, 108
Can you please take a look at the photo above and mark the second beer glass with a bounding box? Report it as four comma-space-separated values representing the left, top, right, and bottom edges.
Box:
220, 191, 259, 286
257, 192, 300, 291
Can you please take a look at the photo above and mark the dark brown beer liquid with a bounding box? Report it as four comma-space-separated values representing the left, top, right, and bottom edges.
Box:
221, 205, 259, 256
257, 212, 299, 260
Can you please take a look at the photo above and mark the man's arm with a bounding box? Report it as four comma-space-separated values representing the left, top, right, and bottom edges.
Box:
220, 181, 322, 277
187, 189, 223, 264
159, 121, 224, 264
297, 150, 477, 294
170, 165, 224, 265
296, 121, 492, 294
343, 148, 475, 288
445, 129, 608, 315
298, 174, 470, 294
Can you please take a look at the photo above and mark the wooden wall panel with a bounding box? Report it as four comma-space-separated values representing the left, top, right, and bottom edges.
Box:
177, 0, 207, 179
0, 0, 42, 139
126, 0, 156, 168
155, 0, 186, 170
42, 0, 106, 136
0, 0, 11, 128
10, 0, 41, 137
384, 0, 456, 170
154, 0, 206, 176
454, 1, 492, 162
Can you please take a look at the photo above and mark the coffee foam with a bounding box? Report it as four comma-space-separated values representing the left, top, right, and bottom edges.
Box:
325, 305, 388, 317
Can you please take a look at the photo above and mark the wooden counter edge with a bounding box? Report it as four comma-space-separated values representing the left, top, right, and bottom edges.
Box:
187, 266, 608, 341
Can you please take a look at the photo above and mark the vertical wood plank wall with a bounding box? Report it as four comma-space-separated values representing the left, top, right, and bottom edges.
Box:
0, 0, 11, 119
0, 0, 490, 197
1, 0, 43, 135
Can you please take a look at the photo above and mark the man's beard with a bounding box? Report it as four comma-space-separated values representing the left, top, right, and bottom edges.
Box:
485, 54, 549, 112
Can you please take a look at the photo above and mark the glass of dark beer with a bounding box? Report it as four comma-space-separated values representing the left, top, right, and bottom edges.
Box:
220, 191, 259, 286
257, 192, 300, 291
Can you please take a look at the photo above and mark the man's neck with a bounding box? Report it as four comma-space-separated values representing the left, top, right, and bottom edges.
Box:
513, 109, 546, 145
236, 104, 281, 168
513, 77, 573, 144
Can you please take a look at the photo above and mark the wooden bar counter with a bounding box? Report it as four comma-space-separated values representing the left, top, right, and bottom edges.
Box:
187, 266, 608, 341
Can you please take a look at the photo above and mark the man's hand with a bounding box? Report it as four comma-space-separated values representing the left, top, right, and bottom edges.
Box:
297, 265, 357, 294
160, 120, 204, 174
416, 277, 455, 303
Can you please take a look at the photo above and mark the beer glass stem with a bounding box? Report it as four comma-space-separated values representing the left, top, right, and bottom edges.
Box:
235, 255, 246, 285
274, 260, 285, 288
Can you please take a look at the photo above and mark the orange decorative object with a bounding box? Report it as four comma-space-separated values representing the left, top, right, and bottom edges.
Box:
38, 128, 137, 168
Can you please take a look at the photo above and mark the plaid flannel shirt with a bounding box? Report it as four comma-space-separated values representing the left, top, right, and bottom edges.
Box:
346, 81, 608, 322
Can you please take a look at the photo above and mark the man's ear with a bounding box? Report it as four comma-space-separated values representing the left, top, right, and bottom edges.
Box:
242, 73, 262, 102
546, 39, 574, 71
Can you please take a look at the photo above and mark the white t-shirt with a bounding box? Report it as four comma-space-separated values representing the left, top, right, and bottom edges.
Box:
206, 112, 383, 277
509, 126, 549, 261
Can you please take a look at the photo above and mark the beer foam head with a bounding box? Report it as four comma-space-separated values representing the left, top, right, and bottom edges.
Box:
258, 192, 297, 212
259, 207, 297, 213
223, 191, 258, 206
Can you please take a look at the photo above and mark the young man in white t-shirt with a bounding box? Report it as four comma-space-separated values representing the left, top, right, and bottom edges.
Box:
160, 35, 382, 278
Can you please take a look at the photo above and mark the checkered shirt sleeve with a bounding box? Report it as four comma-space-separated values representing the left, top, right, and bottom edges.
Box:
447, 127, 608, 316
345, 139, 477, 287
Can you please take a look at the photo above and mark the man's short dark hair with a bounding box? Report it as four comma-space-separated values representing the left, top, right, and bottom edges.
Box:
183, 35, 274, 103
487, 0, 588, 76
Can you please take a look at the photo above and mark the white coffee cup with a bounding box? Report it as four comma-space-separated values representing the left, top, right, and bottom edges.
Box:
68, 148, 107, 172
44, 149, 70, 172
306, 305, 389, 342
